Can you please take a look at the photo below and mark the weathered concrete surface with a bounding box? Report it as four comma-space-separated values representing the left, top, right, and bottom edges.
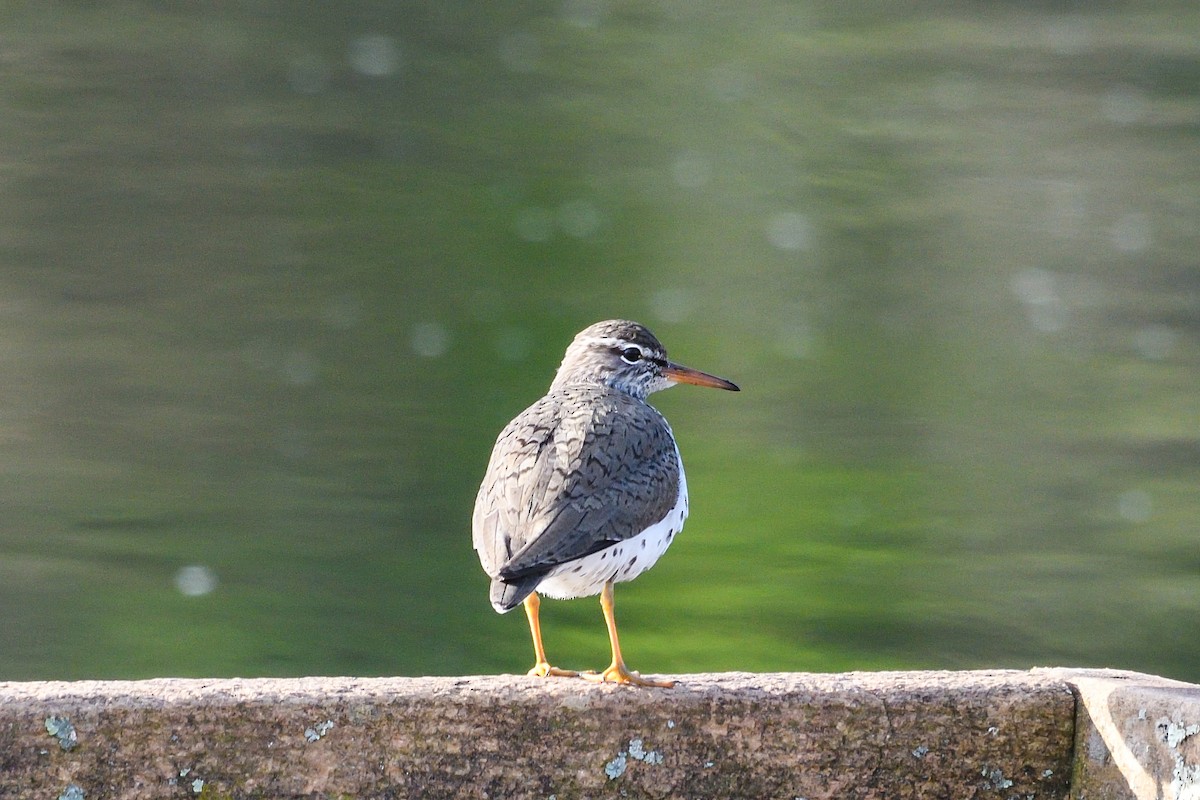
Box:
1036, 668, 1200, 800
0, 670, 1074, 799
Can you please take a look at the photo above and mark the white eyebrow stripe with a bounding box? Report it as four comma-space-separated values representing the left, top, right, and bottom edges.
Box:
582, 336, 632, 349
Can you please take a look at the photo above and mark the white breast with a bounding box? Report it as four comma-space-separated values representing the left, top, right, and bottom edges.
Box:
536, 452, 689, 601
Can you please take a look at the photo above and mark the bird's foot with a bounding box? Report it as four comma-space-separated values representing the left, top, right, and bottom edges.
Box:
581, 662, 675, 688
527, 662, 579, 678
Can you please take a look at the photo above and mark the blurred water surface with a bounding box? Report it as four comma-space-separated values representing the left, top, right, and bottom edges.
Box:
0, 2, 1197, 680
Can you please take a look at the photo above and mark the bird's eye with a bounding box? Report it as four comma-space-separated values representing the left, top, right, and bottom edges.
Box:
620, 347, 643, 364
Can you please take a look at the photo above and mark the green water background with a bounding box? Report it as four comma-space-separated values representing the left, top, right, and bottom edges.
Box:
1, 1, 1197, 681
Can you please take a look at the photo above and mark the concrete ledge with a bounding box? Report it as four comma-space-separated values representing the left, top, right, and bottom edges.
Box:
1036, 668, 1200, 800
0, 669, 1193, 799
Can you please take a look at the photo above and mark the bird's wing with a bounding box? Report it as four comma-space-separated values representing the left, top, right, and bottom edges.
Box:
472, 394, 562, 577
471, 388, 680, 581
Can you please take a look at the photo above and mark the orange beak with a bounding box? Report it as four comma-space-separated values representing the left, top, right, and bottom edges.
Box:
662, 361, 740, 391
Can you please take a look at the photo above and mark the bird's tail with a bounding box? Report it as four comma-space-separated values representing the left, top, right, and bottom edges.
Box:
490, 575, 543, 613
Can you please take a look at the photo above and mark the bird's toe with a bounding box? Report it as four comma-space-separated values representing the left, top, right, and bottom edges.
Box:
527, 662, 579, 678
582, 663, 674, 688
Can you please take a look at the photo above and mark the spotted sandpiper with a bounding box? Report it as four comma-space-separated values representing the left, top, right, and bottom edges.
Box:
472, 319, 739, 687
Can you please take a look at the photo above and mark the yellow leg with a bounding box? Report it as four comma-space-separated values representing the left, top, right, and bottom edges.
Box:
582, 581, 674, 688
523, 592, 578, 678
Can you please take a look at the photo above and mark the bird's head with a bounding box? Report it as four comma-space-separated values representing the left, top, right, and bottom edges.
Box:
549, 319, 739, 400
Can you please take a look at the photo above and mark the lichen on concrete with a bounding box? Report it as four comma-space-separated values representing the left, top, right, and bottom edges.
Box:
304, 719, 335, 742
1160, 719, 1200, 749
626, 737, 663, 765
603, 751, 627, 780
57, 785, 84, 800
981, 766, 1013, 790
45, 715, 78, 750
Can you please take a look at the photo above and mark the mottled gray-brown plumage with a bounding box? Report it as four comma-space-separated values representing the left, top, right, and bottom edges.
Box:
471, 319, 738, 685
473, 383, 681, 611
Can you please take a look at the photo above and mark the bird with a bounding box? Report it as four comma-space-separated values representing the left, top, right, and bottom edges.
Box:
472, 319, 739, 687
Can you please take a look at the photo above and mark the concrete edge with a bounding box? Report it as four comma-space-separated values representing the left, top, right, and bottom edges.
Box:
1034, 668, 1200, 800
